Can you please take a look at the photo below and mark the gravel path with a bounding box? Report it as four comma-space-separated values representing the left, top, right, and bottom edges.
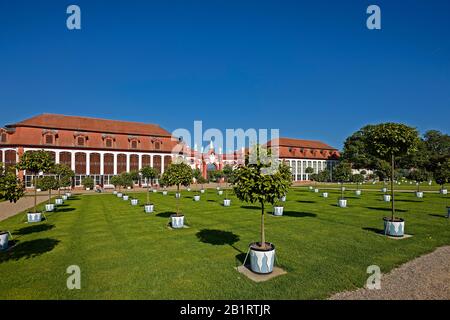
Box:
0, 195, 49, 222
330, 246, 450, 300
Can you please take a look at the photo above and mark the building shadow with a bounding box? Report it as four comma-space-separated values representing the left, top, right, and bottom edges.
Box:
283, 211, 317, 218
0, 238, 60, 263
366, 207, 407, 213
155, 211, 175, 218
13, 224, 55, 236
196, 229, 240, 246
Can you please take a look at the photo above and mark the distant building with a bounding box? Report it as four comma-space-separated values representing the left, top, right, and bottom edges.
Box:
0, 114, 339, 188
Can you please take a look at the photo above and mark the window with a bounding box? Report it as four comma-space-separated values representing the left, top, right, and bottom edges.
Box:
131, 140, 138, 149
154, 141, 161, 150
105, 139, 112, 148
45, 134, 54, 144
77, 137, 85, 146
0, 133, 6, 143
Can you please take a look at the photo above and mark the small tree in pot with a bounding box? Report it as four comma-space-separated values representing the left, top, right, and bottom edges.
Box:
233, 145, 291, 274
197, 176, 207, 194
305, 167, 314, 190
408, 168, 429, 198
366, 123, 420, 237
215, 170, 224, 194
433, 159, 449, 195
333, 161, 352, 207
120, 172, 133, 200
192, 168, 202, 200
222, 164, 234, 206
0, 165, 24, 250
81, 176, 95, 191
140, 166, 159, 213
161, 161, 193, 228
110, 175, 123, 196
37, 175, 58, 212
51, 164, 73, 203
16, 150, 54, 222
352, 173, 364, 196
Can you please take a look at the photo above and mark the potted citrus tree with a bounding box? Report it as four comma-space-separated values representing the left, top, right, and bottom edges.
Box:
222, 164, 234, 207
192, 168, 202, 201
198, 176, 207, 194
120, 172, 133, 200
140, 166, 159, 213
408, 169, 429, 198
215, 170, 224, 195
366, 123, 420, 237
81, 176, 94, 191
110, 175, 123, 197
352, 173, 364, 196
333, 161, 352, 208
37, 175, 58, 212
17, 150, 54, 223
434, 159, 449, 195
0, 164, 25, 250
160, 161, 193, 228
233, 145, 291, 274
51, 164, 73, 205
305, 167, 314, 190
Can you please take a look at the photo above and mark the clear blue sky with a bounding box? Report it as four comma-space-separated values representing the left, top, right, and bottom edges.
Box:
1, 0, 449, 150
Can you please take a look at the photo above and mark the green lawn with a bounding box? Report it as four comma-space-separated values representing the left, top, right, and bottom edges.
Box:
0, 187, 449, 299
305, 181, 446, 192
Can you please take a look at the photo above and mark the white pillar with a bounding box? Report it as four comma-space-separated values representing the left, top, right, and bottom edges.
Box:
150, 154, 154, 168
113, 153, 117, 175
138, 154, 142, 170
86, 152, 90, 176
55, 151, 60, 164
161, 155, 165, 174
100, 153, 104, 175
71, 152, 75, 171
126, 153, 130, 173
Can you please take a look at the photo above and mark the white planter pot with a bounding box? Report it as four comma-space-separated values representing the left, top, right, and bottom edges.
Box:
441, 189, 448, 195
117, 192, 123, 198
62, 195, 68, 200
55, 198, 63, 205
223, 199, 231, 207
314, 188, 319, 193
127, 186, 131, 190
273, 206, 284, 216
383, 218, 405, 237
131, 199, 138, 206
144, 204, 154, 213
193, 195, 200, 201
200, 189, 205, 194
123, 195, 129, 201
381, 187, 387, 193
65, 192, 72, 198
338, 199, 347, 208
175, 193, 181, 199
280, 196, 286, 202
113, 190, 118, 195
416, 191, 424, 198
171, 215, 185, 229
216, 186, 220, 190
218, 190, 223, 196
86, 188, 90, 191
36, 189, 41, 192
322, 192, 328, 198
383, 194, 391, 202
27, 212, 42, 223
0, 231, 9, 251
355, 190, 361, 196
249, 243, 275, 274
162, 191, 168, 195
45, 204, 55, 212
187, 188, 191, 192
153, 189, 157, 193
309, 186, 313, 190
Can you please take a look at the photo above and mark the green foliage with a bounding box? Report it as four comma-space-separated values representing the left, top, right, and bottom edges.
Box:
341, 125, 378, 169
161, 162, 193, 189
36, 176, 58, 191
110, 175, 122, 189
304, 167, 314, 174
408, 169, 430, 183
140, 166, 159, 182
192, 168, 202, 181
120, 172, 134, 188
351, 174, 364, 184
81, 176, 95, 189
128, 170, 140, 182
16, 150, 54, 174
333, 161, 352, 183
222, 164, 234, 183
433, 159, 450, 187
51, 164, 74, 189
0, 164, 25, 203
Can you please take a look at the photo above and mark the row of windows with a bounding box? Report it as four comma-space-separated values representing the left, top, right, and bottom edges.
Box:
24, 175, 160, 188
41, 134, 162, 150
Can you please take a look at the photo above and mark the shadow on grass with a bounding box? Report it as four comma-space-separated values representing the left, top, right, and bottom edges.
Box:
196, 229, 240, 246
395, 199, 423, 203
13, 224, 55, 236
429, 214, 448, 219
207, 200, 215, 203
156, 211, 175, 218
56, 208, 76, 213
297, 200, 316, 204
366, 207, 407, 213
362, 227, 384, 235
0, 238, 60, 263
283, 211, 317, 218
241, 205, 260, 210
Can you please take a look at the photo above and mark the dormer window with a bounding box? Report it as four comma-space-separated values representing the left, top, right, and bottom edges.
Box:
77, 137, 85, 146
154, 141, 161, 150
45, 134, 54, 144
131, 140, 138, 149
0, 132, 6, 143
105, 138, 113, 148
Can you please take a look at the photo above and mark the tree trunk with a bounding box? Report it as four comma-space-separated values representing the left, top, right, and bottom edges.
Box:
391, 153, 395, 221
48, 189, 51, 205
260, 201, 266, 249
176, 184, 180, 216
33, 175, 37, 212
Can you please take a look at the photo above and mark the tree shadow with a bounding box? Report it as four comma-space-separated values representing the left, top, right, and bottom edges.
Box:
196, 229, 240, 246
13, 224, 55, 236
283, 211, 317, 218
235, 252, 247, 265
429, 214, 448, 219
56, 208, 76, 213
366, 207, 407, 213
207, 200, 215, 203
297, 200, 316, 204
241, 205, 260, 210
362, 227, 384, 235
155, 211, 175, 218
395, 199, 422, 203
0, 238, 60, 263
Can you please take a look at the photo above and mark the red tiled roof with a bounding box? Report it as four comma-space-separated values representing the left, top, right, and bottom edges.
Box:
6, 113, 171, 137
267, 137, 336, 150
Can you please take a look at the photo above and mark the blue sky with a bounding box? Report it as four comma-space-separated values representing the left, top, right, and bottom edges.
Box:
1, 0, 449, 150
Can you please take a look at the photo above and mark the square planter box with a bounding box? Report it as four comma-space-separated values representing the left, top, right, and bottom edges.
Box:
217, 190, 223, 195
175, 193, 181, 199
131, 199, 138, 206
0, 231, 9, 251
123, 195, 129, 201
223, 199, 231, 206
113, 190, 118, 195
45, 204, 55, 212
383, 194, 391, 202
62, 195, 68, 201
381, 188, 387, 193
200, 189, 205, 194
441, 189, 448, 195
193, 195, 200, 201
355, 190, 361, 196
55, 198, 63, 205
27, 213, 42, 223
416, 191, 424, 198
162, 191, 168, 195
170, 215, 185, 229
144, 204, 154, 213
314, 188, 319, 193
273, 206, 284, 216
152, 189, 157, 193
322, 192, 328, 198
338, 199, 347, 208
280, 196, 286, 202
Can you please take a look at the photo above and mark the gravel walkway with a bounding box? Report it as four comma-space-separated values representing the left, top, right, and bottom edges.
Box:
0, 195, 49, 222
330, 246, 450, 300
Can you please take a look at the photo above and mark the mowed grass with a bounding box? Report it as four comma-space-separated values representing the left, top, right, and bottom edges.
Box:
0, 187, 449, 299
